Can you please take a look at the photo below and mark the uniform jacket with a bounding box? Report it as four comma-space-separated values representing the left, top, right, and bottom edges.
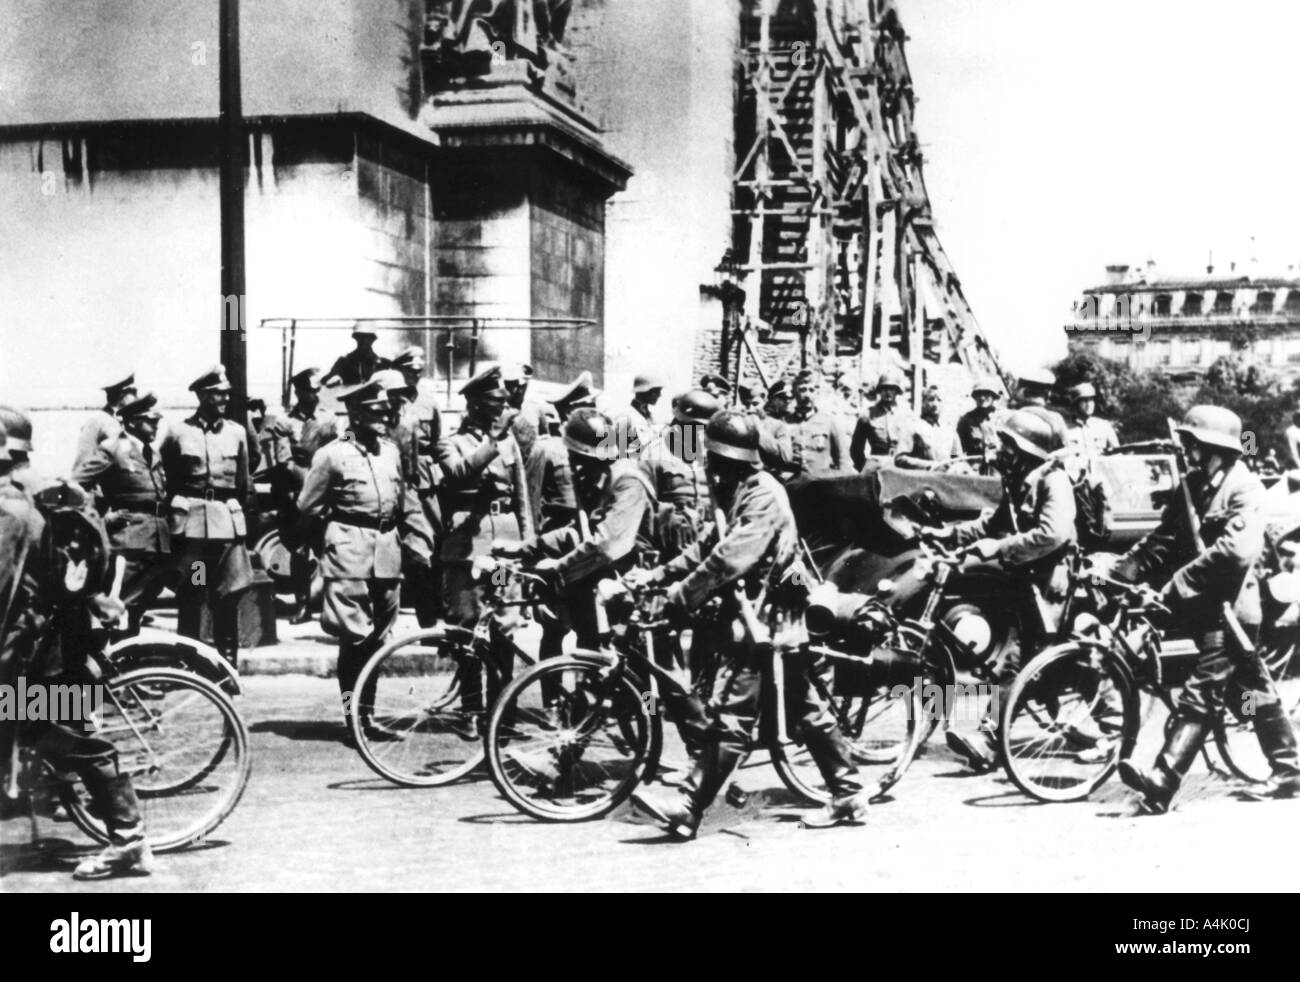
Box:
1116, 458, 1265, 608
160, 414, 251, 541
664, 469, 800, 612
788, 406, 846, 474
72, 408, 122, 475
1066, 416, 1120, 457
436, 422, 532, 540
265, 403, 338, 487
322, 350, 391, 388
390, 399, 441, 493
850, 405, 930, 470
957, 408, 999, 460
72, 430, 170, 554
528, 459, 658, 586
952, 460, 1077, 572
756, 415, 800, 479
297, 431, 409, 580
525, 435, 578, 533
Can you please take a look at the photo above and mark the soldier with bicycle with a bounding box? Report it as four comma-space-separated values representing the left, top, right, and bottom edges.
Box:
1115, 406, 1300, 811
627, 411, 874, 838
297, 380, 414, 735
927, 408, 1078, 772
1, 423, 153, 880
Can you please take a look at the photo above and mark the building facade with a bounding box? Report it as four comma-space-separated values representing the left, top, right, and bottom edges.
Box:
1065, 263, 1300, 382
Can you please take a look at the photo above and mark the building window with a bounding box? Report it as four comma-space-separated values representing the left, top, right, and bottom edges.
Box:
1252, 291, 1275, 314
1182, 292, 1203, 316
1285, 290, 1300, 313
1288, 338, 1300, 364
1213, 291, 1234, 314
1153, 293, 1173, 316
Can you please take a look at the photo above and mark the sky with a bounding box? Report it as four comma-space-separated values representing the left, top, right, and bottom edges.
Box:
903, 0, 1300, 372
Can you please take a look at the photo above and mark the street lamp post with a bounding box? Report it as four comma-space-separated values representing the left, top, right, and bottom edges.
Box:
219, 0, 248, 423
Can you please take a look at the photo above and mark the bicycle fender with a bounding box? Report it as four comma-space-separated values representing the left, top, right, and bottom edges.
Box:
107, 630, 242, 696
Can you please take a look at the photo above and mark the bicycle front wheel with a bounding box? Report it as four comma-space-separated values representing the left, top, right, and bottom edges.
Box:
1000, 642, 1138, 802
351, 627, 494, 787
486, 656, 660, 822
65, 667, 251, 853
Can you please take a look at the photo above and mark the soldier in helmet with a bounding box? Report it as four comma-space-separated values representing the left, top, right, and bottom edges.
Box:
1064, 382, 1120, 458
957, 377, 1002, 473
71, 374, 138, 476
1114, 406, 1300, 811
644, 389, 721, 553
297, 380, 415, 734
928, 408, 1079, 772
627, 410, 874, 837
160, 365, 253, 666
71, 392, 174, 635
436, 367, 533, 727
629, 372, 665, 448
849, 369, 935, 471
0, 406, 44, 496
788, 372, 846, 474
321, 328, 391, 388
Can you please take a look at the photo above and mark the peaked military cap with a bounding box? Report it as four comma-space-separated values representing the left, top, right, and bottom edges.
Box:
338, 379, 390, 410
391, 346, 426, 371
500, 362, 534, 384
119, 391, 162, 421
460, 365, 509, 400
699, 373, 732, 395
550, 371, 598, 410
290, 367, 322, 390
189, 364, 232, 393
103, 373, 137, 398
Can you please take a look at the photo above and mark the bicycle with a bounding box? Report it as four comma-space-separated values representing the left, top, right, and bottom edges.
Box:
483, 579, 865, 822
1000, 571, 1273, 802
8, 652, 252, 854
348, 558, 547, 787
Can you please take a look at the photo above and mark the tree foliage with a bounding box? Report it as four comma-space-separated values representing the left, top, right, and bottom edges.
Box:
1050, 350, 1300, 454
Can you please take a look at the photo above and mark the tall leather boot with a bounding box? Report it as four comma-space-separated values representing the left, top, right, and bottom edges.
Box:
631, 739, 746, 840
1118, 717, 1206, 813
1245, 701, 1300, 798
800, 726, 871, 829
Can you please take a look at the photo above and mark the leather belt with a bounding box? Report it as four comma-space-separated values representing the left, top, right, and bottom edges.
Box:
114, 501, 169, 517
199, 488, 240, 502
335, 513, 397, 532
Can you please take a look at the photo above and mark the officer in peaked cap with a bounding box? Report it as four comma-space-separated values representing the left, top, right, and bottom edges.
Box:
698, 373, 732, 400
321, 327, 391, 388
160, 364, 252, 666
72, 372, 139, 476
72, 391, 173, 635
370, 368, 441, 626
435, 365, 533, 730
298, 378, 416, 733
753, 380, 800, 480
550, 370, 600, 421
263, 367, 339, 623
787, 372, 846, 474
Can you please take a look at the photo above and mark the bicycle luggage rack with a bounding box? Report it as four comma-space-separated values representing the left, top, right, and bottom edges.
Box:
258, 316, 594, 410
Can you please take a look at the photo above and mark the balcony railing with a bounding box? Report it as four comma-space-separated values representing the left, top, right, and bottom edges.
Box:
1065, 311, 1300, 333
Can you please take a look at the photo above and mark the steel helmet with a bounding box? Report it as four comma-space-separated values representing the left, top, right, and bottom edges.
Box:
633, 372, 665, 395
875, 370, 906, 394
673, 388, 723, 424
563, 408, 615, 462
704, 410, 760, 464
1069, 382, 1098, 401
998, 409, 1055, 461
971, 376, 1000, 397
0, 406, 32, 457
369, 369, 412, 395
1175, 405, 1244, 454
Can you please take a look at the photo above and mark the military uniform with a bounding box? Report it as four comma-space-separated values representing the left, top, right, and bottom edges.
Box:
298, 421, 409, 716
1066, 416, 1120, 457
957, 407, 1000, 464
787, 404, 846, 474
71, 374, 135, 477
1115, 459, 1268, 720
525, 434, 578, 535
388, 394, 441, 626
756, 413, 801, 480
322, 343, 390, 388
160, 369, 253, 663
849, 404, 933, 471
72, 400, 174, 633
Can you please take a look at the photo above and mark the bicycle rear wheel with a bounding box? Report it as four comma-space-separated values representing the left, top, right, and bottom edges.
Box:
1210, 641, 1300, 783
842, 625, 949, 765
65, 667, 251, 853
1001, 643, 1138, 802
486, 656, 660, 821
351, 627, 497, 787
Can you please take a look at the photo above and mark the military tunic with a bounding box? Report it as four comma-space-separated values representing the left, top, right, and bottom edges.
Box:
788, 406, 846, 475
322, 350, 391, 388
524, 435, 578, 534
298, 431, 409, 707
71, 408, 122, 477
1115, 459, 1268, 720
72, 430, 174, 630
951, 460, 1077, 578
1066, 416, 1120, 458
849, 405, 932, 471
